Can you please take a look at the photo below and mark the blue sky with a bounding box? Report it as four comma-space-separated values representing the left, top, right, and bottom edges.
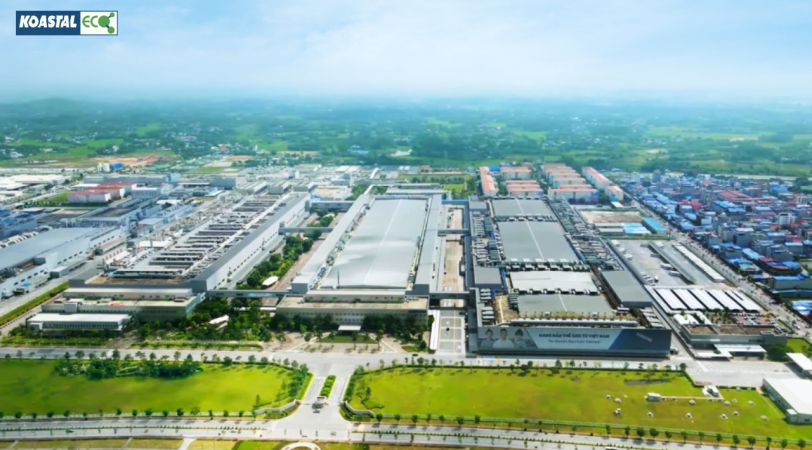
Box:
2, 0, 812, 101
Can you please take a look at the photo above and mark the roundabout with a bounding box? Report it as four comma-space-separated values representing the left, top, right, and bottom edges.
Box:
281, 443, 321, 450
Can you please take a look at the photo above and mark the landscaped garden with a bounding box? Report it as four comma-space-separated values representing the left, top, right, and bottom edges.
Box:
346, 365, 811, 441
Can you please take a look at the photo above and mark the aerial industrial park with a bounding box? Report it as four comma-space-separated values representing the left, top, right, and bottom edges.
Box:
1, 151, 812, 450
4, 1, 812, 445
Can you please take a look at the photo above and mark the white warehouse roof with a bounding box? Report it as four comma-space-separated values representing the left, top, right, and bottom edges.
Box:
787, 353, 812, 372
764, 378, 812, 416
27, 313, 130, 324
322, 198, 428, 289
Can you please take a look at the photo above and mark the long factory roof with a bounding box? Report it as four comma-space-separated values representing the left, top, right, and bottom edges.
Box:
322, 198, 428, 289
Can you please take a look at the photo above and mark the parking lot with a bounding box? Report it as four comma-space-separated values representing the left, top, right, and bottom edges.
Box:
435, 310, 466, 355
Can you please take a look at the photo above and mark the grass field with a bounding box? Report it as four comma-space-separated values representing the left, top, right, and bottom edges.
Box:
188, 441, 236, 450
0, 360, 298, 415
787, 337, 812, 354
191, 166, 230, 174
127, 440, 182, 449
426, 118, 460, 127
36, 191, 71, 204
13, 439, 130, 449
319, 334, 375, 344
135, 123, 161, 136
0, 138, 149, 168
349, 367, 810, 439
257, 141, 289, 153
233, 443, 286, 450
513, 130, 548, 140
647, 127, 766, 141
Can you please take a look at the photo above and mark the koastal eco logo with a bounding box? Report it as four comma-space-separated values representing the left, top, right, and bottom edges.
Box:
81, 12, 116, 35
16, 11, 118, 35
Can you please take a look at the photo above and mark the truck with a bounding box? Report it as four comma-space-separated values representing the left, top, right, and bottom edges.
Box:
13, 284, 31, 296
50, 266, 69, 279
13, 275, 48, 296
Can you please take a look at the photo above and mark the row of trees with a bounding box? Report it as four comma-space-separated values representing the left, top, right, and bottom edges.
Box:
360, 412, 807, 450
361, 315, 427, 345
238, 235, 314, 290
55, 351, 201, 380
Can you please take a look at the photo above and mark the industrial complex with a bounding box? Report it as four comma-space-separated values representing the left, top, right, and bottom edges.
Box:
0, 162, 806, 367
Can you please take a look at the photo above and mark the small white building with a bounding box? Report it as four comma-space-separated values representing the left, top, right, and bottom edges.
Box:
762, 378, 812, 424
27, 313, 130, 333
787, 353, 812, 377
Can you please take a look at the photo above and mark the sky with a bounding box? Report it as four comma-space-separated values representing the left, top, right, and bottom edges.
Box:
2, 0, 812, 101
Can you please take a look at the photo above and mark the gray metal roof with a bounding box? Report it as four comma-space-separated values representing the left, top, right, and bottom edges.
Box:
492, 199, 552, 217
323, 198, 427, 289
0, 227, 99, 270
413, 195, 442, 293
474, 266, 503, 287
510, 271, 597, 293
601, 270, 654, 305
291, 194, 372, 291
499, 221, 577, 261
518, 294, 613, 314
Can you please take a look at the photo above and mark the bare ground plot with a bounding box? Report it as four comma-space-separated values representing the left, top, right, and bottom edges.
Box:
578, 210, 644, 224
446, 206, 464, 229
442, 236, 464, 291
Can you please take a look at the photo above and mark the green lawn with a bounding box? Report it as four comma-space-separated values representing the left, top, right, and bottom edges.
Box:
234, 443, 287, 450
787, 337, 812, 354
0, 360, 299, 414
188, 441, 237, 450
350, 367, 810, 439
257, 141, 289, 153
14, 439, 129, 449
44, 191, 70, 203
191, 166, 229, 174
1, 139, 125, 166
127, 440, 182, 449
319, 334, 375, 344
136, 123, 161, 136
647, 126, 766, 141
513, 130, 547, 140
426, 118, 460, 127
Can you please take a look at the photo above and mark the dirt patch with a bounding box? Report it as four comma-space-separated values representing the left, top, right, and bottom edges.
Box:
578, 210, 644, 224
223, 155, 254, 161
92, 155, 174, 167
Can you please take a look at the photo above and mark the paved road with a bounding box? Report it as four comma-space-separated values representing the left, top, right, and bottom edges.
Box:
0, 415, 776, 450
0, 343, 804, 447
